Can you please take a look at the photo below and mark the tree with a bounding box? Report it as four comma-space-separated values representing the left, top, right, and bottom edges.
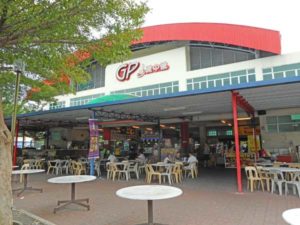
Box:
0, 1, 149, 224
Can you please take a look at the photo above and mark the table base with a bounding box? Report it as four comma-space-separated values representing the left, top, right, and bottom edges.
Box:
13, 174, 43, 196
13, 187, 43, 196
54, 198, 90, 213
53, 183, 90, 213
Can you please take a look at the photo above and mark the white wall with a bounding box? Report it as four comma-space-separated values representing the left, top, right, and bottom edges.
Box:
105, 47, 187, 92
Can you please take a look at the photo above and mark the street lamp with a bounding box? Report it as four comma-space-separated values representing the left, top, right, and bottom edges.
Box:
10, 60, 25, 159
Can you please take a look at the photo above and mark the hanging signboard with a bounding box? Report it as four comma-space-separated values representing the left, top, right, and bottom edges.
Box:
88, 119, 99, 159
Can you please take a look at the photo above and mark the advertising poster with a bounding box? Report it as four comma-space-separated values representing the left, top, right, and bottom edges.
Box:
88, 119, 100, 159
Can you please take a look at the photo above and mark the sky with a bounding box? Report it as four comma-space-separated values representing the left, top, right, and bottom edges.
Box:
143, 0, 300, 54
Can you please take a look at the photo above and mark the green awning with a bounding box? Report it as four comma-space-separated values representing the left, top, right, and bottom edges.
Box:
88, 94, 137, 104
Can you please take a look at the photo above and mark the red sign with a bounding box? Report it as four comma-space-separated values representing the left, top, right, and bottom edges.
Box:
116, 61, 170, 81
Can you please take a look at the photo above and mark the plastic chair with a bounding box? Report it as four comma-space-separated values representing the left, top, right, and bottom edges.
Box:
172, 164, 182, 183
270, 169, 286, 196
245, 166, 264, 192
161, 165, 173, 185
60, 160, 70, 174
285, 171, 300, 197
145, 164, 161, 184
19, 164, 29, 183
47, 160, 60, 175
116, 162, 130, 181
128, 162, 139, 179
256, 166, 271, 192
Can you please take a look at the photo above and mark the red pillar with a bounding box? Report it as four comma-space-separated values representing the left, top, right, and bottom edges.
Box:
103, 128, 111, 148
13, 120, 19, 166
232, 92, 242, 193
181, 122, 189, 152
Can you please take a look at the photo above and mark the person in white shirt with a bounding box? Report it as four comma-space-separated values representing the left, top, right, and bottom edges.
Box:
163, 154, 172, 164
108, 152, 117, 162
136, 150, 146, 164
187, 152, 198, 164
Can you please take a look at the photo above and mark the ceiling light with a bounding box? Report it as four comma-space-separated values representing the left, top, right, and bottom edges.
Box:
132, 125, 140, 129
182, 111, 203, 115
221, 120, 226, 124
163, 106, 186, 112
237, 117, 252, 121
169, 126, 176, 129
227, 123, 232, 126
160, 124, 166, 128
146, 127, 152, 131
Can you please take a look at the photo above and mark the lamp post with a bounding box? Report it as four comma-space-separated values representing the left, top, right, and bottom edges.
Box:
10, 60, 25, 163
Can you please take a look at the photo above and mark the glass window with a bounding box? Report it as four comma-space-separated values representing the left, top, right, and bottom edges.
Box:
200, 47, 212, 69
201, 82, 207, 89
215, 79, 222, 87
194, 83, 200, 90
223, 78, 230, 85
239, 76, 247, 83
208, 80, 214, 88
248, 75, 256, 82
286, 70, 296, 77
207, 130, 217, 137
263, 74, 273, 80
278, 115, 292, 123
267, 125, 278, 133
274, 72, 284, 79
231, 77, 239, 85
266, 116, 277, 124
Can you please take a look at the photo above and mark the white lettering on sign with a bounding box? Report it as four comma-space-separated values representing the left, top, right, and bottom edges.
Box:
116, 61, 170, 81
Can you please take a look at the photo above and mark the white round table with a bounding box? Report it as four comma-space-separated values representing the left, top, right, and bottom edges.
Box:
48, 175, 96, 213
12, 169, 44, 196
116, 185, 182, 225
282, 208, 300, 225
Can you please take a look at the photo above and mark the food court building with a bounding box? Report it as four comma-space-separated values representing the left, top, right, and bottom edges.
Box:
15, 23, 300, 191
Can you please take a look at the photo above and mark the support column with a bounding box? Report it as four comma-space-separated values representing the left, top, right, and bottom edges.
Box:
181, 122, 189, 154
13, 120, 19, 166
199, 125, 206, 151
157, 118, 161, 161
232, 92, 242, 193
103, 128, 111, 149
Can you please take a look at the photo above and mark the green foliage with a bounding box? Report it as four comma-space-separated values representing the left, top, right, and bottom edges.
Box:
0, 0, 149, 115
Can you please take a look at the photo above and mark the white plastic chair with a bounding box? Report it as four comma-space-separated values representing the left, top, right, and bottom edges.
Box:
270, 169, 286, 196
161, 165, 173, 185
128, 162, 139, 179
285, 171, 300, 197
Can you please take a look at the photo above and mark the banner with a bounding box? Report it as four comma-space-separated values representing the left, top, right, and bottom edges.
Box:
88, 119, 99, 159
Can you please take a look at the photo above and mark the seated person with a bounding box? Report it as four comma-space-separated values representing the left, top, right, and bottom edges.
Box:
163, 154, 172, 164
174, 151, 181, 161
187, 152, 198, 164
107, 151, 117, 162
136, 150, 146, 164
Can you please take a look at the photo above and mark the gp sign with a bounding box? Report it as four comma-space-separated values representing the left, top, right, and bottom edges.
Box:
116, 61, 169, 82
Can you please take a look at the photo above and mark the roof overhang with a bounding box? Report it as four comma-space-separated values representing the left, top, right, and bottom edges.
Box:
12, 76, 300, 130
134, 23, 281, 54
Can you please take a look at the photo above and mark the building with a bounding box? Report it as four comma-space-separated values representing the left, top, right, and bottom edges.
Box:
44, 23, 300, 153
15, 23, 300, 191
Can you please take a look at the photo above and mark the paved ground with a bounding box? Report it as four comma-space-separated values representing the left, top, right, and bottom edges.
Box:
13, 168, 300, 225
